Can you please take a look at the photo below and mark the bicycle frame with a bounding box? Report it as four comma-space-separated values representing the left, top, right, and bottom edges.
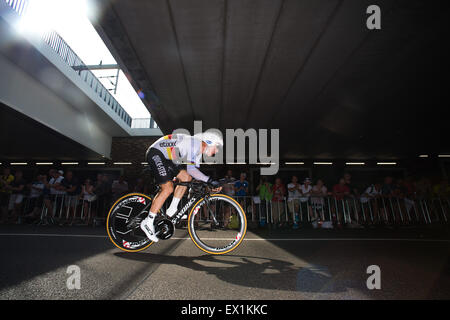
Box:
127, 180, 219, 229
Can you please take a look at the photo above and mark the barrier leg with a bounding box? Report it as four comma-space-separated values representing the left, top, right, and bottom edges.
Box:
396, 198, 404, 223
423, 200, 432, 223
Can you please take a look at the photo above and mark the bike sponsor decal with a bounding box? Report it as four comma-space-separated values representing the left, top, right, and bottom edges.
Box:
120, 196, 146, 206
123, 238, 150, 249
152, 154, 167, 176
174, 197, 197, 220
122, 240, 131, 248
159, 141, 177, 148
215, 240, 236, 251
193, 206, 201, 216
236, 232, 242, 241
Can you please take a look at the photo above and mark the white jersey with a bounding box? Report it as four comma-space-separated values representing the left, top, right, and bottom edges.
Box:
149, 134, 203, 167
148, 134, 209, 182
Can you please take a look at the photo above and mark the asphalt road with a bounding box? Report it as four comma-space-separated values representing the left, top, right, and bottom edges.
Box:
0, 224, 449, 300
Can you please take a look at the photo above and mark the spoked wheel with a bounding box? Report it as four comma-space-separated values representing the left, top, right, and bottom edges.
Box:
106, 193, 154, 252
188, 194, 247, 255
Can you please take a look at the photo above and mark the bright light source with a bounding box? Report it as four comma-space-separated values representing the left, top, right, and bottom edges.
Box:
314, 162, 333, 165
438, 154, 450, 158
17, 0, 90, 37
113, 162, 132, 165
61, 162, 79, 165
377, 162, 397, 165
285, 162, 305, 165
36, 162, 54, 165
346, 162, 365, 165
10, 162, 27, 165
141, 162, 149, 165
227, 162, 246, 165
87, 162, 105, 165
419, 155, 429, 158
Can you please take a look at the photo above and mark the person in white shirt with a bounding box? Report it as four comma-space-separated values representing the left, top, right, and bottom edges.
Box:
45, 170, 66, 218
300, 178, 313, 223
360, 183, 381, 223
24, 175, 45, 219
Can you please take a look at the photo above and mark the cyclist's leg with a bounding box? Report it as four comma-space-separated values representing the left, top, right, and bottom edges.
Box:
149, 180, 174, 214
166, 169, 192, 217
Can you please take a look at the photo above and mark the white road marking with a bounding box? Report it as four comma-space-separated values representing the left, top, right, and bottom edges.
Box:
0, 233, 449, 242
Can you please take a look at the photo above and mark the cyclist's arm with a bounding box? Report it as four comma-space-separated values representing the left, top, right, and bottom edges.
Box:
186, 165, 209, 182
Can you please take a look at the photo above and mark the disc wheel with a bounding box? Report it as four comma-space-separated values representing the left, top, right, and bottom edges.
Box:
106, 193, 154, 252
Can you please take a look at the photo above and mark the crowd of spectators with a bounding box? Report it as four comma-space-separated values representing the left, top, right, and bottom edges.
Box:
0, 168, 133, 225
0, 166, 449, 229
222, 170, 450, 229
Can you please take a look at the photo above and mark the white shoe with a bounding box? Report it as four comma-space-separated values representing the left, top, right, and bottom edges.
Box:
140, 215, 159, 242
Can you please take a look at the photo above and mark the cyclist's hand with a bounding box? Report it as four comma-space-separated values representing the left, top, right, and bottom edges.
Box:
208, 177, 222, 192
211, 186, 222, 193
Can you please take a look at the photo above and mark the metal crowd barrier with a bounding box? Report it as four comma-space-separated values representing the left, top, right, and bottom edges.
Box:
1, 191, 449, 228
0, 193, 111, 226
199, 195, 450, 228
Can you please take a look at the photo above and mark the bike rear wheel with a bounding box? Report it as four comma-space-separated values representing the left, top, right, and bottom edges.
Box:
106, 193, 154, 252
188, 194, 247, 255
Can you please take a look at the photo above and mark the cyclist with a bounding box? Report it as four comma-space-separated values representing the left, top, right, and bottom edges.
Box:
140, 132, 223, 242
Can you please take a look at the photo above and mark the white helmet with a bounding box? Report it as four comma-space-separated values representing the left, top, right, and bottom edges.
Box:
195, 131, 223, 148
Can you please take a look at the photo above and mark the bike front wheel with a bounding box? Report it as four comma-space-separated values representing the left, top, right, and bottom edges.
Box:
188, 194, 247, 255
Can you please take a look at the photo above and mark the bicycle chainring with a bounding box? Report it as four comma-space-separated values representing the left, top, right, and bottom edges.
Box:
154, 218, 175, 240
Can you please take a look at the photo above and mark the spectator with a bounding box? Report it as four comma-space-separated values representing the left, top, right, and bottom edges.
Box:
8, 170, 26, 224
220, 169, 236, 197
219, 170, 237, 228
0, 168, 14, 223
299, 177, 313, 225
432, 179, 450, 197
134, 177, 146, 193
344, 172, 359, 196
343, 172, 361, 226
24, 174, 45, 221
311, 179, 328, 227
112, 175, 129, 200
271, 177, 286, 227
46, 170, 66, 219
234, 172, 249, 210
80, 178, 96, 225
392, 178, 409, 223
94, 174, 112, 219
332, 178, 350, 227
287, 176, 301, 229
402, 176, 417, 221
62, 171, 81, 225
234, 173, 249, 197
380, 176, 395, 224
415, 177, 432, 198
256, 176, 272, 226
360, 183, 382, 224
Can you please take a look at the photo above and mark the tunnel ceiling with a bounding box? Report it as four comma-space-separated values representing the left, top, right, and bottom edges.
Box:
92, 0, 450, 160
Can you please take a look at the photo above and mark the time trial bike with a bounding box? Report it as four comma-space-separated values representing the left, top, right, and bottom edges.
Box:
106, 179, 247, 255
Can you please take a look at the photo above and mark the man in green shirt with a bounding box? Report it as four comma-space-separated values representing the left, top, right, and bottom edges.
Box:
256, 177, 273, 225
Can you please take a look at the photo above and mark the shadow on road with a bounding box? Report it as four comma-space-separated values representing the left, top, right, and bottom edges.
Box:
114, 252, 348, 293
